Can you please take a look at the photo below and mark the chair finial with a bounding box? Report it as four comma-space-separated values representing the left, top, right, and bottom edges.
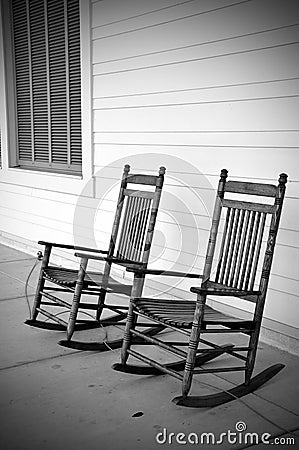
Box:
124, 164, 130, 174
279, 173, 288, 185
220, 169, 228, 180
159, 166, 166, 176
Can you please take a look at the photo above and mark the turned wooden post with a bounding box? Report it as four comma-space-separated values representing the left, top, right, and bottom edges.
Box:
66, 257, 88, 340
96, 164, 131, 321
31, 244, 52, 321
245, 173, 287, 384
182, 169, 228, 397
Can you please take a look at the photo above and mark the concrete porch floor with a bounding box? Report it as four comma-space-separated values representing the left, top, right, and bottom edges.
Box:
0, 243, 298, 450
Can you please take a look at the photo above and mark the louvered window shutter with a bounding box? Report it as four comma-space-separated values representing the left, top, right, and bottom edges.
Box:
11, 0, 82, 173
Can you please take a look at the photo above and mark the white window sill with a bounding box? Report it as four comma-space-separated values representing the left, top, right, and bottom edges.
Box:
7, 166, 83, 180
0, 165, 94, 197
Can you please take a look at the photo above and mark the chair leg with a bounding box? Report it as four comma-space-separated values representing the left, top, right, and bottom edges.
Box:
245, 325, 261, 385
120, 300, 137, 365
95, 261, 113, 322
120, 273, 145, 363
182, 294, 206, 397
182, 326, 200, 397
66, 258, 88, 340
30, 244, 52, 321
95, 288, 107, 322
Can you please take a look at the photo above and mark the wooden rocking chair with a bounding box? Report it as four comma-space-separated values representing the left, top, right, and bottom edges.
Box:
113, 169, 288, 407
26, 165, 166, 351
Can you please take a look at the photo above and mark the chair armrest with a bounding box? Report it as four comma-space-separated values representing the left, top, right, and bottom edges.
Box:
190, 286, 260, 297
38, 241, 108, 254
74, 252, 144, 269
126, 267, 203, 278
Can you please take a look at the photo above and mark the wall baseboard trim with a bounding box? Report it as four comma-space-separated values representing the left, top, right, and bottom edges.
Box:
0, 231, 41, 257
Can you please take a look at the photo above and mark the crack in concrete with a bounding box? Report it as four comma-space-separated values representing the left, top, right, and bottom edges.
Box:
0, 294, 35, 302
0, 350, 86, 371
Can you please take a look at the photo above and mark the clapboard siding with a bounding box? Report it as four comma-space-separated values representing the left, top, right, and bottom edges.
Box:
93, 50, 299, 99
93, 101, 299, 134
0, 182, 111, 248
92, 37, 299, 77
93, 145, 299, 181
93, 80, 299, 112
91, 0, 299, 47
0, 0, 298, 340
91, 0, 299, 331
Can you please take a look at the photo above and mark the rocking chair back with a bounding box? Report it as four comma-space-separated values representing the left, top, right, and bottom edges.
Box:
110, 166, 164, 266
203, 169, 287, 306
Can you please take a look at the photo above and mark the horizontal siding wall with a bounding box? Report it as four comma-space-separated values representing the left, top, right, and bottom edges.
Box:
0, 183, 106, 262
91, 0, 299, 333
0, 0, 298, 351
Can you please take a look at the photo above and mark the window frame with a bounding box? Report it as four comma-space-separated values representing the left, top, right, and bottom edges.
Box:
0, 0, 93, 195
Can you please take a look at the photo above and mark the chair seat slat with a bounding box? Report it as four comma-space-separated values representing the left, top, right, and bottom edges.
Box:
133, 299, 254, 328
43, 267, 132, 295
